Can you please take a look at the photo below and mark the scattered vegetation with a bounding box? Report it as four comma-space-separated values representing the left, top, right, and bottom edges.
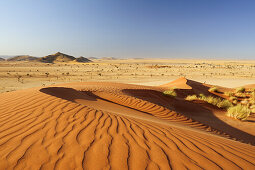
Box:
251, 90, 255, 100
186, 87, 255, 120
163, 88, 177, 97
216, 99, 233, 109
209, 86, 220, 93
226, 104, 250, 120
224, 91, 234, 97
185, 95, 198, 101
185, 94, 232, 109
235, 87, 245, 93
235, 92, 246, 98
229, 96, 237, 101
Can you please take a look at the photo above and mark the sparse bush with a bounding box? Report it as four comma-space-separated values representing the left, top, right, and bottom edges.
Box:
251, 91, 255, 100
229, 96, 237, 101
232, 100, 238, 104
241, 99, 249, 105
163, 89, 177, 97
185, 95, 198, 101
251, 108, 255, 113
226, 104, 250, 120
216, 99, 233, 109
249, 98, 255, 105
224, 91, 234, 97
185, 94, 232, 109
235, 92, 246, 98
199, 93, 206, 99
235, 87, 245, 93
209, 86, 220, 93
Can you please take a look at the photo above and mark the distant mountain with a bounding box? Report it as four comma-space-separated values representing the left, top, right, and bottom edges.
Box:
88, 57, 98, 60
39, 52, 76, 63
39, 52, 92, 63
7, 55, 38, 61
101, 57, 117, 60
74, 56, 92, 63
0, 55, 14, 59
1, 52, 93, 63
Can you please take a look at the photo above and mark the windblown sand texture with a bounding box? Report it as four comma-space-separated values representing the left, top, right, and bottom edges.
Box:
0, 78, 255, 169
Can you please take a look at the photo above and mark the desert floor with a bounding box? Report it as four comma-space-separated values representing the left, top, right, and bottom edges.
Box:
0, 59, 255, 169
0, 58, 255, 93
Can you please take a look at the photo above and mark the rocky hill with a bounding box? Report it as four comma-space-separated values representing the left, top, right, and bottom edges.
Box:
39, 52, 91, 63
39, 52, 76, 63
7, 55, 38, 61
74, 56, 92, 63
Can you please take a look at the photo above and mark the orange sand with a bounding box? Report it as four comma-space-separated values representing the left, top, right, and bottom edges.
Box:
0, 79, 255, 169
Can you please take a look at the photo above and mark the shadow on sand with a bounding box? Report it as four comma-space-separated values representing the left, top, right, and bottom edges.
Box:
122, 80, 255, 146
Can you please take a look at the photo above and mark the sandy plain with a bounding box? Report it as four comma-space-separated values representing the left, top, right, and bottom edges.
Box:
0, 58, 255, 93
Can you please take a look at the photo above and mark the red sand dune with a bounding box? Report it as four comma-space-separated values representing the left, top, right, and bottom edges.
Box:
0, 79, 255, 169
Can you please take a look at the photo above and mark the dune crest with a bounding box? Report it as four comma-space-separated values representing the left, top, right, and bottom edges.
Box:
0, 81, 255, 169
160, 77, 191, 89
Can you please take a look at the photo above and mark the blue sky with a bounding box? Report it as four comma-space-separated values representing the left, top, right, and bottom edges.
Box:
0, 0, 255, 59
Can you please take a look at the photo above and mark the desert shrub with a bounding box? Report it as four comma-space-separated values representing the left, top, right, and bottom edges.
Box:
232, 100, 238, 105
251, 108, 255, 113
209, 86, 220, 93
216, 99, 233, 109
185, 95, 198, 101
163, 89, 177, 97
251, 91, 255, 100
250, 106, 255, 113
199, 93, 206, 100
204, 96, 221, 106
250, 105, 255, 109
235, 93, 246, 98
224, 91, 234, 97
249, 98, 255, 105
235, 87, 245, 93
229, 96, 237, 101
241, 99, 249, 105
186, 94, 232, 109
226, 104, 250, 120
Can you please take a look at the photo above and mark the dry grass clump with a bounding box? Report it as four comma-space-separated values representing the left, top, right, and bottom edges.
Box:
163, 88, 177, 97
235, 93, 246, 98
235, 87, 245, 93
204, 96, 233, 109
251, 108, 255, 113
224, 91, 234, 97
250, 105, 255, 113
216, 99, 233, 109
226, 104, 250, 120
229, 96, 237, 101
251, 90, 255, 100
249, 98, 255, 105
185, 94, 233, 109
209, 86, 220, 93
185, 95, 198, 101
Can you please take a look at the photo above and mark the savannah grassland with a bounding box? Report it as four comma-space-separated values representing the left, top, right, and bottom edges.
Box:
1, 58, 255, 93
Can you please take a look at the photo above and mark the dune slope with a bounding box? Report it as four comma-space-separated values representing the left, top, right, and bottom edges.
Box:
0, 82, 255, 169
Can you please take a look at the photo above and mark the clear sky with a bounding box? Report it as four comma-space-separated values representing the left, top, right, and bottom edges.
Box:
0, 0, 255, 59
